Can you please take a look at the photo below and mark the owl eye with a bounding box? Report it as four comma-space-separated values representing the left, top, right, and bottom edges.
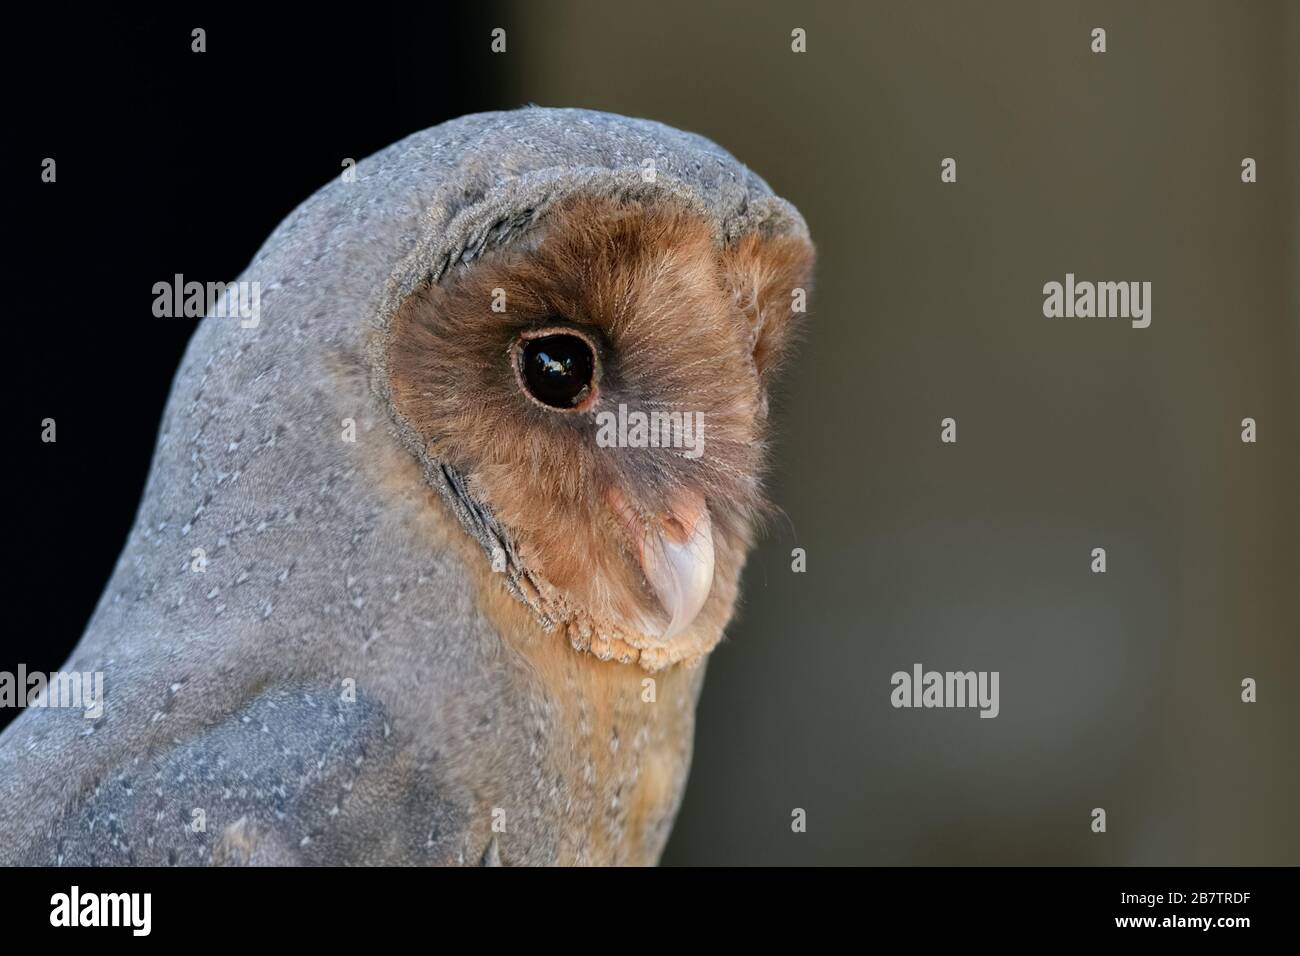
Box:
517, 333, 596, 409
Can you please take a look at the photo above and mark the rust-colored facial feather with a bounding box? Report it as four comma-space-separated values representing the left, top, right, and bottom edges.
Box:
388, 194, 813, 668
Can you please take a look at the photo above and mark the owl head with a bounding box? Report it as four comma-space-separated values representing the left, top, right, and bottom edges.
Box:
387, 194, 813, 669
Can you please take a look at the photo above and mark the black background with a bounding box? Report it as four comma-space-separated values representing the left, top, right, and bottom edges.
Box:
0, 865, 1284, 938
3, 5, 507, 715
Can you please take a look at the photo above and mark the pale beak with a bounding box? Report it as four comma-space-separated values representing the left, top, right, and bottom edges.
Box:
608, 488, 715, 641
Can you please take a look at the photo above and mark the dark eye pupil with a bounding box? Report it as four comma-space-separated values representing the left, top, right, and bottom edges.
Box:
519, 334, 595, 408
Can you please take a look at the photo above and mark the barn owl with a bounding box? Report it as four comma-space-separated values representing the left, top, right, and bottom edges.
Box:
0, 108, 813, 865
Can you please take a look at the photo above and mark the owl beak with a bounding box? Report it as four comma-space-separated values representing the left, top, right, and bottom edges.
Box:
609, 488, 715, 641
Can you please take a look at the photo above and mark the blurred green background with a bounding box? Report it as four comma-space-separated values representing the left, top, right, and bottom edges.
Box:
495, 0, 1299, 865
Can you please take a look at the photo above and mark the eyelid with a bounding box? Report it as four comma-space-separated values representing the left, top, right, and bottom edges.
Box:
517, 322, 603, 356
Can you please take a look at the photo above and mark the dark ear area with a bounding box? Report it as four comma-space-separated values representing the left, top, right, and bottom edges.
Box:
719, 232, 816, 388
